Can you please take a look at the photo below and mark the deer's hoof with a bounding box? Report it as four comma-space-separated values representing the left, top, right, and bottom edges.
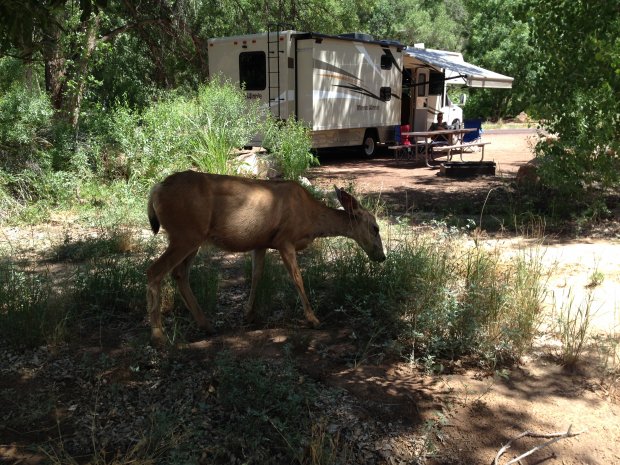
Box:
151, 328, 166, 348
307, 315, 321, 328
243, 309, 258, 324
196, 320, 214, 335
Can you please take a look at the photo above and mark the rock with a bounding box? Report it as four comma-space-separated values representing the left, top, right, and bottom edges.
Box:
516, 159, 541, 187
515, 111, 530, 123
234, 148, 281, 178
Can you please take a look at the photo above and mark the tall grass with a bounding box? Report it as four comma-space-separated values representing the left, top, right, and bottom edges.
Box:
263, 117, 318, 180
1, 219, 546, 365
554, 288, 596, 367
0, 78, 321, 230
246, 225, 546, 365
0, 259, 67, 347
115, 81, 263, 183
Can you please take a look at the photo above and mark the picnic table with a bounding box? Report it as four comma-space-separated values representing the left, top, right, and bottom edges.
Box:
389, 128, 489, 167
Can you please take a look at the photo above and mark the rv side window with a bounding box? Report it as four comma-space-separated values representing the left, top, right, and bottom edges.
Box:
239, 51, 266, 91
381, 53, 393, 70
429, 71, 444, 95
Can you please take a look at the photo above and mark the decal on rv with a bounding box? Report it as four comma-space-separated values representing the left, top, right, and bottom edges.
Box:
313, 59, 360, 82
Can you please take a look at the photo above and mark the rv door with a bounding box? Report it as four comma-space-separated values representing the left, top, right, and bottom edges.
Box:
413, 69, 429, 131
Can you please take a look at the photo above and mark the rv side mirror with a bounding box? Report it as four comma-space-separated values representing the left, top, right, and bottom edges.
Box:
459, 94, 467, 105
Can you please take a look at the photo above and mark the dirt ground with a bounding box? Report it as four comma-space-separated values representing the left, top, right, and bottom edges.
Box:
2, 130, 620, 464
309, 130, 620, 334
309, 129, 537, 194
305, 130, 620, 464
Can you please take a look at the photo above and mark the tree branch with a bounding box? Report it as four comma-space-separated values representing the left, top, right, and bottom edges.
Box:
99, 18, 169, 42
494, 425, 588, 465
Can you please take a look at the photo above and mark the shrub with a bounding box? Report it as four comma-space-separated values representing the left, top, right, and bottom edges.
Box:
262, 117, 318, 180
535, 131, 619, 204
529, 1, 620, 204
0, 61, 53, 170
116, 80, 264, 183
0, 170, 20, 222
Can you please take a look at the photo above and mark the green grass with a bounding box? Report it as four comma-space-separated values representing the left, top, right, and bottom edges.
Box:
554, 288, 596, 367
0, 259, 67, 348
243, 224, 546, 366
1, 220, 546, 366
0, 220, 550, 464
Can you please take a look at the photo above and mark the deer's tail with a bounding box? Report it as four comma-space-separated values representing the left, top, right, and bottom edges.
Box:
147, 186, 160, 235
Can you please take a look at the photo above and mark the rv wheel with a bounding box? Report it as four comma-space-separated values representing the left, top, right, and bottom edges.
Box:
362, 131, 378, 158
451, 119, 461, 130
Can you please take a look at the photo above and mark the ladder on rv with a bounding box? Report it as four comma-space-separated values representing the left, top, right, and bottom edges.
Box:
267, 24, 289, 119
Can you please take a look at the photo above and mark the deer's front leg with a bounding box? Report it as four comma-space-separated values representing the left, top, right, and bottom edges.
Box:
245, 248, 267, 323
278, 246, 320, 328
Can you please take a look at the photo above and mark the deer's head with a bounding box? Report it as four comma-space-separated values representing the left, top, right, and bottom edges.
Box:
335, 188, 386, 262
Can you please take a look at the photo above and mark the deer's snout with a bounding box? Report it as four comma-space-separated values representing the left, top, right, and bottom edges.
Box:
368, 242, 386, 262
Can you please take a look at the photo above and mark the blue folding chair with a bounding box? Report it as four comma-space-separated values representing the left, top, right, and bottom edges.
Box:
462, 119, 483, 143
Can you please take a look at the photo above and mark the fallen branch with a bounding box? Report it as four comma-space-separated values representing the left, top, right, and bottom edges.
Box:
493, 424, 588, 465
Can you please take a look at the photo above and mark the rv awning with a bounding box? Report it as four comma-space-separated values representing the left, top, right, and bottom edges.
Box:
404, 47, 514, 89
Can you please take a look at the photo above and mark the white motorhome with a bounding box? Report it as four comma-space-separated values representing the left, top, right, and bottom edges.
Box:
207, 30, 513, 155
208, 30, 403, 156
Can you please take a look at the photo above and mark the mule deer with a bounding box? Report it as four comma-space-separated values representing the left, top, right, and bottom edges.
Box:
146, 170, 386, 345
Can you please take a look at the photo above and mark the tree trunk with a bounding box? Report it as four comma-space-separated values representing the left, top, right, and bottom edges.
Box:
67, 13, 101, 130
43, 20, 67, 113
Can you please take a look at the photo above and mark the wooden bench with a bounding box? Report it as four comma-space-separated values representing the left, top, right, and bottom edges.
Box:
388, 144, 415, 161
388, 144, 424, 160
431, 141, 490, 163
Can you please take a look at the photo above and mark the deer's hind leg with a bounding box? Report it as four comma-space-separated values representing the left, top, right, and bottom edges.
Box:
245, 248, 267, 323
147, 240, 201, 345
172, 248, 213, 333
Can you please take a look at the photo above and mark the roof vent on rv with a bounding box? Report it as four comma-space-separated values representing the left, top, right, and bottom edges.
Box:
338, 32, 375, 42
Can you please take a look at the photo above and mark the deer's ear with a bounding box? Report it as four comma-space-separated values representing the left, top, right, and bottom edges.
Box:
334, 187, 359, 213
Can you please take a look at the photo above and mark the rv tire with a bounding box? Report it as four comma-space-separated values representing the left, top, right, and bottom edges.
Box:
451, 119, 461, 130
362, 131, 378, 158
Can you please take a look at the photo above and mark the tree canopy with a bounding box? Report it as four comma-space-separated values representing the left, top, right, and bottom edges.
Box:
527, 0, 619, 196
0, 0, 618, 201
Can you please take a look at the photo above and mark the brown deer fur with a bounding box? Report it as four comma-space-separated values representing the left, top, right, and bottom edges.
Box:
146, 170, 386, 345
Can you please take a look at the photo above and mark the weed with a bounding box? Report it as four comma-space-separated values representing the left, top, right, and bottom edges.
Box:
592, 305, 620, 397
70, 252, 152, 341
586, 269, 605, 288
263, 117, 318, 180
212, 352, 317, 464
43, 399, 184, 465
307, 418, 353, 465
555, 288, 596, 367
0, 259, 68, 348
421, 411, 449, 457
